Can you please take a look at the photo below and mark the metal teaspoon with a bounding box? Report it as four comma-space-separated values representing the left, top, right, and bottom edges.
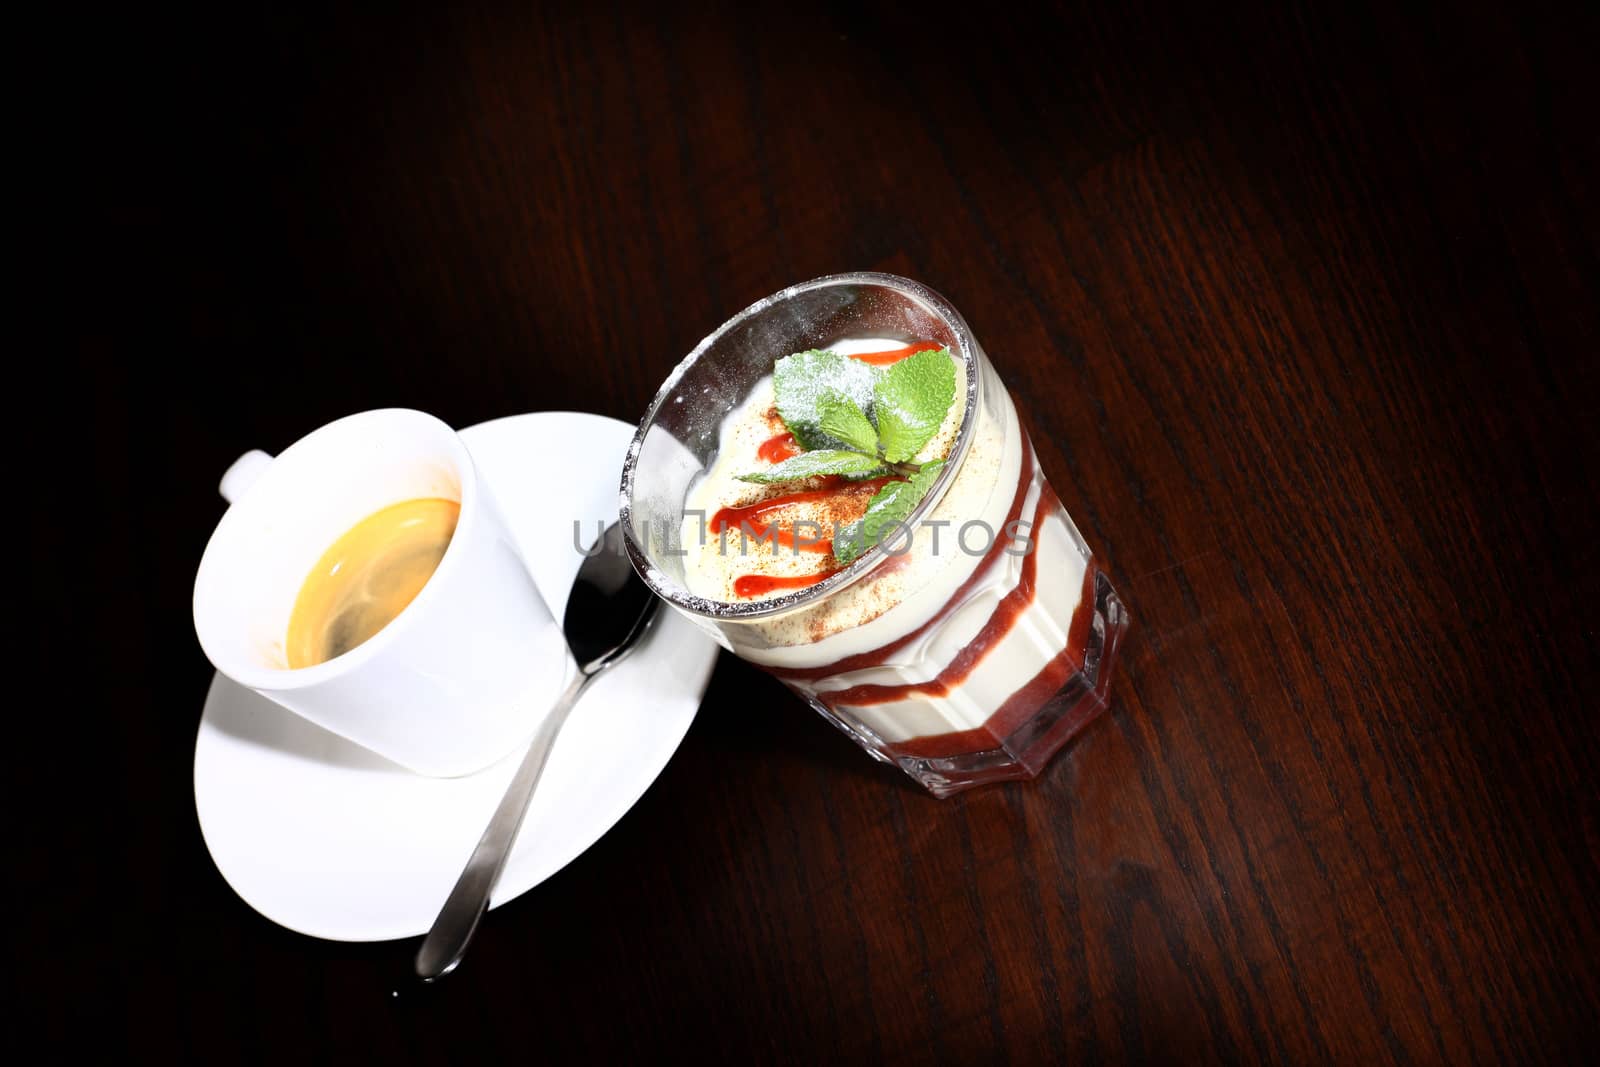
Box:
414, 520, 660, 980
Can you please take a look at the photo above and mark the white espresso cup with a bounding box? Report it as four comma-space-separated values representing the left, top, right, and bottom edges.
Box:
192, 408, 568, 777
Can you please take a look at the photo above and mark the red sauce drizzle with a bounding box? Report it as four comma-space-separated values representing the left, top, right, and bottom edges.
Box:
756, 432, 800, 463
846, 340, 944, 366
710, 478, 897, 560
733, 572, 836, 597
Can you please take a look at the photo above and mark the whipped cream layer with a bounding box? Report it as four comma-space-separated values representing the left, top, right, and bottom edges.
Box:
680, 338, 1092, 747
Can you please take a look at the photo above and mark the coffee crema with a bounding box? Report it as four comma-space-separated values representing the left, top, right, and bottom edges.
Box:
285, 497, 460, 669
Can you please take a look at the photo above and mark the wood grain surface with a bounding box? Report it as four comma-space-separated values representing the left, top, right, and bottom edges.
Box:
42, 0, 1598, 1061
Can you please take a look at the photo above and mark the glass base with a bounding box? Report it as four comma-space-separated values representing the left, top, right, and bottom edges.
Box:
808, 570, 1128, 798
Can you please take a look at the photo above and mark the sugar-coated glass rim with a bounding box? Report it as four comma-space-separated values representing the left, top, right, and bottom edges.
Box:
618, 272, 983, 621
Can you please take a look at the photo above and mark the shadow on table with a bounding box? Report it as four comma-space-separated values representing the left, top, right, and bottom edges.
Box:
691, 652, 930, 797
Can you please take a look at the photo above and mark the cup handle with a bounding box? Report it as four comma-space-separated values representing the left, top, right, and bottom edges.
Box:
219, 450, 274, 504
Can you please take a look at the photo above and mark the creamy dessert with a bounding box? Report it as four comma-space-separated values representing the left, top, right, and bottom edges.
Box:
678, 337, 1110, 787
621, 273, 1127, 797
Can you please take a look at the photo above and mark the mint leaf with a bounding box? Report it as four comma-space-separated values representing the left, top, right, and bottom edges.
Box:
774, 350, 880, 451
817, 392, 879, 454
737, 449, 884, 484
873, 348, 957, 463
834, 460, 946, 563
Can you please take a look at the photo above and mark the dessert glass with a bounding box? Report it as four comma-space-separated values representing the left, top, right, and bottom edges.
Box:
619, 273, 1128, 797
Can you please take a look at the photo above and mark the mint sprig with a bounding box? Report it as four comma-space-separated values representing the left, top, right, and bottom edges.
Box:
874, 349, 958, 463
773, 350, 880, 451
817, 392, 879, 454
834, 461, 947, 564
745, 347, 957, 479
739, 344, 961, 563
737, 448, 884, 484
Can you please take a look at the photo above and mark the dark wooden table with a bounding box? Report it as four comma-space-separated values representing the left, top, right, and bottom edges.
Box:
45, 1, 1598, 1061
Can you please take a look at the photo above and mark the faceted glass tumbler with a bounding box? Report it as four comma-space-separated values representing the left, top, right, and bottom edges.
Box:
620, 273, 1128, 797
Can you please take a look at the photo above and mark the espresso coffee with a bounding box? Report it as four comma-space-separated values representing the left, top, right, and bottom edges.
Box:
286, 497, 460, 668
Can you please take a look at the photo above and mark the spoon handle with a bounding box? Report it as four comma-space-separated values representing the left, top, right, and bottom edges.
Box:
415, 666, 589, 980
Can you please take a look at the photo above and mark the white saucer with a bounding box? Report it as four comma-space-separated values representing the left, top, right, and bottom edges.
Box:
193, 411, 719, 942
